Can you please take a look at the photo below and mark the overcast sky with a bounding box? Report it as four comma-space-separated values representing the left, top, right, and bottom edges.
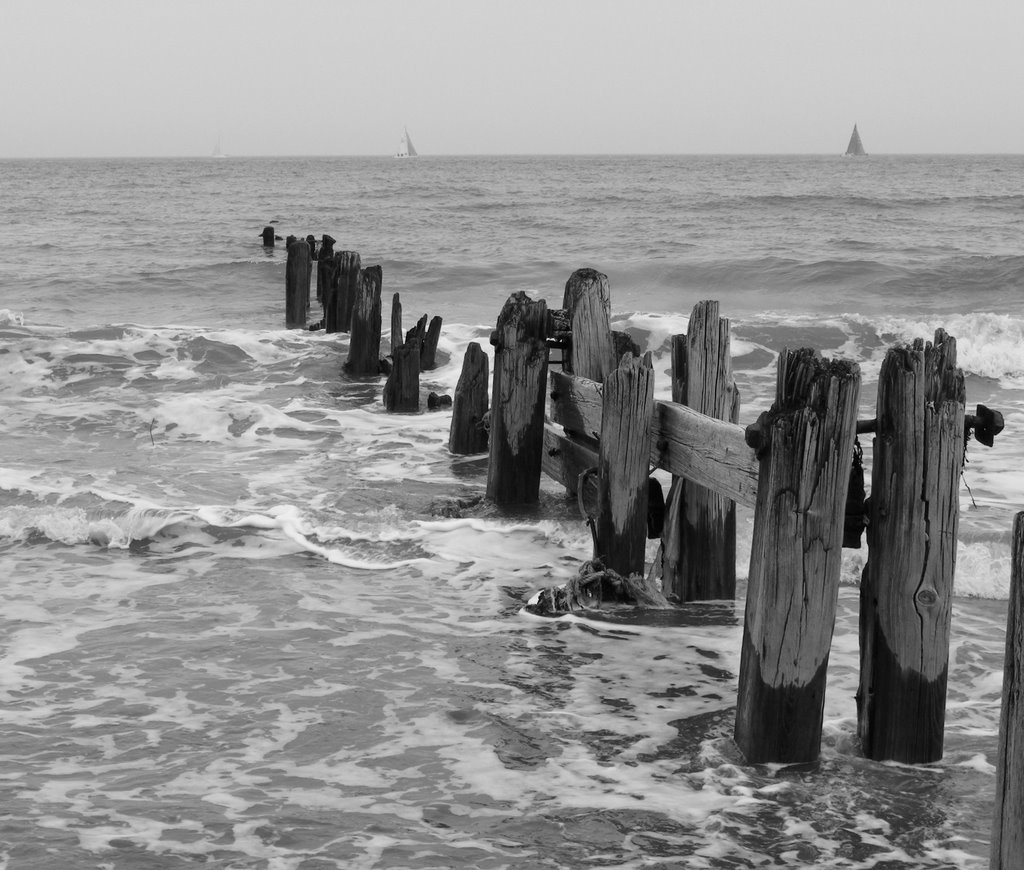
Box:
2, 0, 1022, 157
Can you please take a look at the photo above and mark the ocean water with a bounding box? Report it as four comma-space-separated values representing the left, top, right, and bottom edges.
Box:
1, 154, 1023, 868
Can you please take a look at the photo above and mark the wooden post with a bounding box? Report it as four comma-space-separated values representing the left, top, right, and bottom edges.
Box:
332, 251, 360, 334
594, 353, 655, 577
317, 252, 337, 316
391, 293, 403, 354
992, 512, 1024, 869
486, 292, 548, 505
562, 268, 616, 382
261, 226, 275, 247
345, 265, 382, 376
660, 301, 738, 601
421, 315, 443, 370
734, 348, 860, 764
448, 342, 489, 455
383, 341, 420, 411
285, 239, 309, 328
857, 329, 965, 763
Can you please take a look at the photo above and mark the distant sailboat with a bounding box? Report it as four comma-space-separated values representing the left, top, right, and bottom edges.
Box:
395, 127, 418, 158
844, 124, 867, 156
212, 136, 227, 159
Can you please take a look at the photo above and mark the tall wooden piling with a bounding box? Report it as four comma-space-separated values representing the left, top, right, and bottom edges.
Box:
285, 239, 310, 328
735, 349, 860, 764
421, 316, 443, 370
448, 342, 489, 455
857, 329, 965, 764
345, 265, 382, 376
486, 292, 549, 505
595, 353, 655, 577
562, 268, 616, 381
991, 512, 1024, 869
329, 251, 360, 334
660, 301, 738, 601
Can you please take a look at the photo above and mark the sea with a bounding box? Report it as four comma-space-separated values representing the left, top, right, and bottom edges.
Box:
1, 153, 1023, 869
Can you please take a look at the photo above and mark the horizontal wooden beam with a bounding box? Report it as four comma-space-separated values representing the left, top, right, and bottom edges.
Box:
542, 423, 600, 512
548, 371, 758, 509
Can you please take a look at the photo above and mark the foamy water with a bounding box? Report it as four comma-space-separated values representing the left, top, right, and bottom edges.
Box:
2, 154, 1023, 867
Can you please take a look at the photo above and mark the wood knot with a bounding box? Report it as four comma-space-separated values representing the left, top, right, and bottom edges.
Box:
915, 588, 938, 606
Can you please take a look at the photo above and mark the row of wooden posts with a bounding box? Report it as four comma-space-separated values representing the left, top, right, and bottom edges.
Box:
283, 257, 1022, 865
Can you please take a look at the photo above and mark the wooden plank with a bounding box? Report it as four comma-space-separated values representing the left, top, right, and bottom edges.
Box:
541, 424, 598, 505
734, 348, 861, 764
992, 511, 1024, 869
549, 370, 758, 508
857, 329, 965, 763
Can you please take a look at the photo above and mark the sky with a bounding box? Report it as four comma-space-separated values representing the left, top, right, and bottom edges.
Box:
2, 0, 1022, 157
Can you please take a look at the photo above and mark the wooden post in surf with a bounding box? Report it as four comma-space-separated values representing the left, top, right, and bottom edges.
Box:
317, 252, 337, 319
332, 251, 361, 334
391, 293, 403, 354
562, 268, 616, 381
594, 352, 655, 577
734, 348, 860, 764
285, 239, 309, 328
448, 342, 489, 455
345, 265, 382, 376
991, 511, 1024, 869
383, 341, 420, 412
659, 301, 738, 601
486, 292, 548, 505
857, 329, 965, 764
421, 316, 443, 370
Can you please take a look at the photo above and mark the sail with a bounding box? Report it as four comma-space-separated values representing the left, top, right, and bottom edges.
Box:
396, 127, 418, 158
845, 124, 866, 157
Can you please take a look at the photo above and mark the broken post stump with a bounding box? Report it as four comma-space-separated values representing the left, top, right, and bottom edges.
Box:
857, 329, 965, 764
383, 341, 420, 411
486, 292, 549, 505
345, 265, 382, 376
421, 315, 443, 370
562, 268, 616, 382
991, 511, 1024, 869
448, 342, 489, 455
734, 348, 861, 764
660, 301, 738, 601
594, 353, 655, 578
261, 226, 275, 247
285, 239, 310, 328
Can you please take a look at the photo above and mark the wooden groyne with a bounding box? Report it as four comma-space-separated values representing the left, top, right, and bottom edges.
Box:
282, 252, 1014, 777
450, 267, 1004, 768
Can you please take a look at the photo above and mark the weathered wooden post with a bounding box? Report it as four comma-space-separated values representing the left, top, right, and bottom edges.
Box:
345, 265, 382, 376
317, 251, 337, 315
992, 512, 1024, 869
261, 226, 275, 247
383, 341, 420, 411
562, 268, 616, 381
660, 301, 738, 601
391, 293, 403, 353
594, 353, 655, 577
486, 292, 548, 505
285, 239, 309, 328
421, 316, 443, 370
734, 348, 860, 764
857, 329, 965, 763
449, 342, 489, 455
331, 250, 360, 334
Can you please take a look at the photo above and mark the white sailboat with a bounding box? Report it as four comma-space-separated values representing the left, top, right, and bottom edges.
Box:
395, 127, 418, 158
212, 136, 227, 159
844, 124, 867, 157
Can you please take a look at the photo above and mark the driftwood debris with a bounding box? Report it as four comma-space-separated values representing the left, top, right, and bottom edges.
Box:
525, 558, 671, 616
